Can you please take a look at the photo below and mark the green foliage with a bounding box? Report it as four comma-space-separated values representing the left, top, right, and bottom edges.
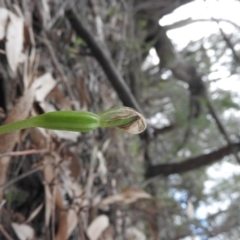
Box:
213, 90, 240, 111
139, 20, 147, 27
130, 137, 140, 156
106, 7, 115, 17
74, 37, 87, 46
6, 190, 27, 207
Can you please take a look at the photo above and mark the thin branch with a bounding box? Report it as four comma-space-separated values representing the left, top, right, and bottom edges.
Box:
206, 99, 240, 164
0, 164, 48, 190
164, 18, 240, 31
84, 145, 98, 228
145, 142, 240, 178
65, 8, 141, 113
174, 96, 196, 152
78, 213, 87, 240
0, 224, 13, 240
0, 149, 49, 158
152, 124, 175, 136
46, 1, 69, 30
40, 33, 75, 101
209, 73, 232, 82
213, 18, 240, 65
150, 24, 240, 164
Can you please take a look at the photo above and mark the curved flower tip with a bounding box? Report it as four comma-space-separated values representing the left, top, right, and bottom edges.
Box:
116, 107, 147, 134
99, 106, 147, 134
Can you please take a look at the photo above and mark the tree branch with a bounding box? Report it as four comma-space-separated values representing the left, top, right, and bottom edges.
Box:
213, 18, 240, 65
135, 0, 193, 19
164, 18, 240, 31
147, 25, 240, 164
152, 124, 175, 136
65, 8, 142, 113
65, 7, 152, 140
206, 98, 240, 164
145, 142, 240, 178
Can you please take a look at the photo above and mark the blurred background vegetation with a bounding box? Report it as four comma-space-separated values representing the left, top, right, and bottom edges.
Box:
0, 0, 240, 239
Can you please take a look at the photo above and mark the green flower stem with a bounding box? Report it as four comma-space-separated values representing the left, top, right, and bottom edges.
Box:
0, 111, 99, 135
0, 107, 147, 135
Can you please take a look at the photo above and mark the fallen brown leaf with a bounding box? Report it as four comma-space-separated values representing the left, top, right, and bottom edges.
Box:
99, 188, 152, 207
6, 11, 24, 74
87, 215, 109, 240
0, 8, 9, 40
11, 223, 34, 240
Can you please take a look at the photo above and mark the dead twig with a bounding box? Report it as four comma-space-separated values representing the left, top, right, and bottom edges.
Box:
0, 149, 49, 158
0, 161, 54, 190
0, 224, 14, 240
40, 33, 75, 101
46, 1, 69, 30
84, 145, 98, 228
78, 213, 87, 240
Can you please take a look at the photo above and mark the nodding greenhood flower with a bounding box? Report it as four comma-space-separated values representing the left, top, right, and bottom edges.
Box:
99, 106, 147, 134
0, 106, 147, 135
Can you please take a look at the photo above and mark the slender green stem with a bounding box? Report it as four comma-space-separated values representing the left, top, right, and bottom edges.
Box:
0, 118, 35, 135
0, 111, 99, 135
